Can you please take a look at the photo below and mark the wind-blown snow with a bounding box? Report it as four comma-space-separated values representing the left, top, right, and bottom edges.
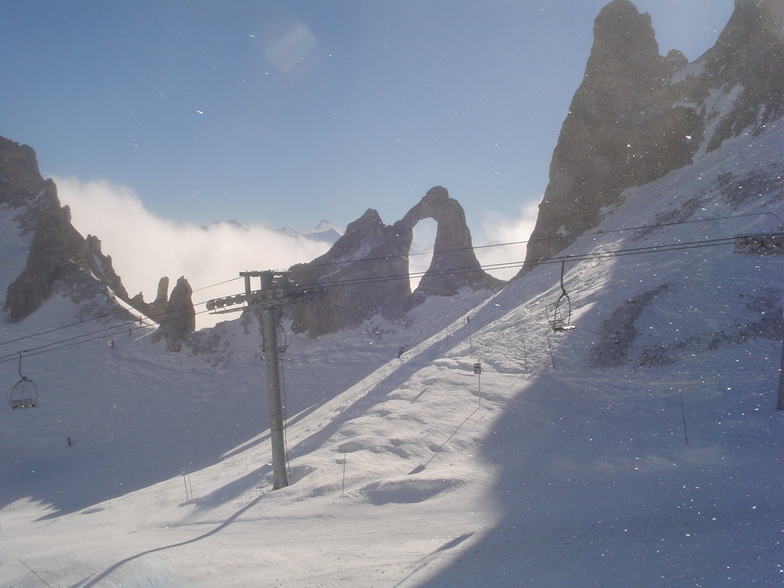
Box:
1, 119, 782, 587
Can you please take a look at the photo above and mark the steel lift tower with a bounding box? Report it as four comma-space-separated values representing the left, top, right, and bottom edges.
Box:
207, 271, 324, 489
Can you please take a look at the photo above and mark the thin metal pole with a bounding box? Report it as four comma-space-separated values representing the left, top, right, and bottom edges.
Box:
261, 304, 288, 489
777, 339, 784, 410
678, 390, 689, 445
340, 444, 347, 495
546, 334, 556, 369
181, 469, 190, 500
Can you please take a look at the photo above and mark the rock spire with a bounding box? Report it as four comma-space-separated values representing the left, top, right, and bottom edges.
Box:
518, 0, 783, 275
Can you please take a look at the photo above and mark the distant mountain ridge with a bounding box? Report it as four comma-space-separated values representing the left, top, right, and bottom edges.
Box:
202, 218, 343, 245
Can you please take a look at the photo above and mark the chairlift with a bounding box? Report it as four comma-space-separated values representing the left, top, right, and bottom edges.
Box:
8, 351, 38, 409
546, 257, 576, 333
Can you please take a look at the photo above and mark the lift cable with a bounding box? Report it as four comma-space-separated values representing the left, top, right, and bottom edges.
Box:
0, 211, 772, 352
0, 276, 246, 351
0, 210, 767, 350
0, 234, 749, 367
297, 211, 778, 271
0, 236, 741, 365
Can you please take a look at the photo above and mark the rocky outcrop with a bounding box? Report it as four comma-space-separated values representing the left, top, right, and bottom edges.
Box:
695, 0, 784, 153
287, 208, 408, 336
398, 186, 497, 297
0, 136, 48, 211
149, 276, 196, 351
519, 0, 783, 275
288, 186, 502, 336
1, 137, 133, 322
0, 134, 197, 347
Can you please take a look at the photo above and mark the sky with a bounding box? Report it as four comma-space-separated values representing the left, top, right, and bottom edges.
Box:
0, 0, 735, 310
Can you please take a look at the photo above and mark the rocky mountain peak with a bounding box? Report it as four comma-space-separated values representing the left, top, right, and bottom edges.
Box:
399, 186, 495, 297
0, 136, 195, 351
587, 0, 664, 96
0, 140, 133, 323
150, 276, 196, 352
287, 187, 501, 337
517, 0, 783, 276
0, 136, 46, 207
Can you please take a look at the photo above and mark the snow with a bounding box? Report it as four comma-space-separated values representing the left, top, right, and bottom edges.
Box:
692, 83, 746, 162
1, 119, 782, 587
669, 60, 706, 85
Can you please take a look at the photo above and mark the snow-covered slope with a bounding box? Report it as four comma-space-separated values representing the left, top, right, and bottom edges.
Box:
1, 120, 782, 587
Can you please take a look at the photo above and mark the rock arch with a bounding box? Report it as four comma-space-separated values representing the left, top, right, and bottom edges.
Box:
288, 186, 502, 336
396, 186, 497, 297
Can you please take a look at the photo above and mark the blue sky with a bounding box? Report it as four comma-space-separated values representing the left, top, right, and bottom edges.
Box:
1, 1, 738, 317
2, 1, 734, 234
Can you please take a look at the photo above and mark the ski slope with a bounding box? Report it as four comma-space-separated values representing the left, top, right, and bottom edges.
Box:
1, 120, 782, 587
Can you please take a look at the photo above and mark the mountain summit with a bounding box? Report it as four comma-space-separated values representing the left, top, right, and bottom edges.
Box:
0, 136, 130, 323
520, 0, 783, 273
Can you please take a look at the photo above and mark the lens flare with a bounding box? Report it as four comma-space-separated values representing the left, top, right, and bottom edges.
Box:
262, 21, 320, 80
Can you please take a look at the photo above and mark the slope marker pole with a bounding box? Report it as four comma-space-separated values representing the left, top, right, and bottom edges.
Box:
546, 334, 556, 369
678, 389, 689, 445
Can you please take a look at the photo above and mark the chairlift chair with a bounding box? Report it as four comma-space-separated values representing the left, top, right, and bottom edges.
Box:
547, 257, 576, 333
8, 352, 38, 409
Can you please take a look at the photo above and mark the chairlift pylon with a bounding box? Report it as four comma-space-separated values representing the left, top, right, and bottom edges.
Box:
546, 257, 576, 333
8, 351, 38, 409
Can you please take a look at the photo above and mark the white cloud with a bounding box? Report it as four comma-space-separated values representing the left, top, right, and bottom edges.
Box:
475, 200, 539, 281
409, 218, 437, 291
54, 177, 331, 329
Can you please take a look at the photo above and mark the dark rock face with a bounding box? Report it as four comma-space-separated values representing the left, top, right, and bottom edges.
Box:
696, 0, 784, 153
400, 186, 497, 297
519, 0, 783, 274
288, 208, 408, 336
0, 137, 132, 322
0, 136, 47, 210
288, 186, 502, 337
150, 276, 196, 351
0, 135, 196, 349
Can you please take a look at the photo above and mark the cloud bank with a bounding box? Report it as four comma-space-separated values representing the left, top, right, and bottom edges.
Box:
475, 201, 539, 281
55, 177, 537, 328
54, 177, 332, 329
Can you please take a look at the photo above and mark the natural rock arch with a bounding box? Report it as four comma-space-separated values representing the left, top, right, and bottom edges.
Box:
395, 186, 497, 297
288, 186, 502, 336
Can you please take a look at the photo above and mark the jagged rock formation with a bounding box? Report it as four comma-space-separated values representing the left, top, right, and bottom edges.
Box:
0, 136, 196, 351
401, 187, 496, 297
519, 0, 783, 275
130, 277, 173, 322
288, 186, 502, 336
149, 276, 196, 352
0, 136, 131, 322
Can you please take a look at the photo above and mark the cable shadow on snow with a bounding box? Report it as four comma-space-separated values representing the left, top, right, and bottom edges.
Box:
69, 493, 266, 588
